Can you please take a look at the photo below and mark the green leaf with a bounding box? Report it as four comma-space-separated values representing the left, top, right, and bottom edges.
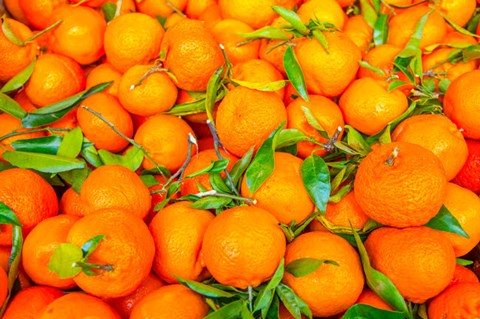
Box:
271, 6, 308, 34
191, 196, 232, 210
373, 13, 389, 46
204, 300, 244, 319
265, 294, 281, 319
59, 166, 89, 193
57, 127, 83, 158
400, 10, 433, 57
466, 11, 480, 34
462, 45, 480, 62
48, 243, 83, 279
387, 80, 409, 92
254, 259, 285, 313
377, 125, 391, 145
456, 258, 474, 266
0, 59, 35, 93
438, 9, 480, 38
341, 304, 405, 319
209, 173, 233, 194
284, 46, 309, 101
81, 144, 103, 168
352, 230, 409, 313
245, 123, 284, 193
101, 2, 116, 22
10, 136, 62, 155
81, 235, 105, 258
275, 129, 308, 150
302, 106, 327, 136
345, 125, 371, 154
228, 147, 254, 189
186, 159, 230, 178
1, 17, 24, 46
276, 283, 312, 319
21, 81, 112, 128
438, 78, 451, 93
0, 93, 26, 119
0, 203, 21, 227
205, 67, 224, 125
239, 26, 290, 40
358, 61, 386, 77
285, 258, 338, 278
176, 276, 236, 298
311, 29, 329, 53
140, 174, 160, 188
301, 154, 330, 213
3, 151, 86, 173
231, 79, 288, 92
98, 147, 143, 171
425, 204, 469, 238
359, 0, 378, 28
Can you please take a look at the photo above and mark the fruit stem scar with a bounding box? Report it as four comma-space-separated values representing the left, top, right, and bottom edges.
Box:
385, 147, 400, 167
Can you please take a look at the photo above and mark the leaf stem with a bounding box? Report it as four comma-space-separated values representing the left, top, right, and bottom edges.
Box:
247, 285, 253, 313
194, 189, 257, 205
0, 127, 70, 143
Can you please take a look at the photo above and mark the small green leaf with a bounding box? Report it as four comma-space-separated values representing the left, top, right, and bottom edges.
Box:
101, 2, 116, 22
466, 11, 480, 34
0, 93, 26, 119
80, 144, 103, 168
0, 202, 21, 227
239, 26, 290, 40
271, 6, 308, 34
228, 147, 254, 189
359, 0, 378, 28
10, 136, 62, 155
204, 300, 244, 319
191, 196, 232, 210
176, 276, 236, 298
438, 8, 480, 38
462, 45, 480, 62
98, 147, 143, 171
341, 304, 405, 319
311, 29, 329, 53
373, 13, 389, 46
59, 166, 89, 193
284, 46, 309, 101
425, 205, 469, 238
399, 10, 433, 59
275, 129, 308, 150
345, 125, 371, 154
456, 258, 473, 266
358, 61, 386, 77
265, 294, 281, 319
377, 125, 391, 145
276, 283, 312, 319
0, 59, 35, 93
186, 159, 230, 178
57, 127, 83, 158
1, 17, 24, 46
302, 106, 327, 135
81, 235, 105, 258
388, 80, 409, 92
254, 259, 285, 313
231, 79, 288, 92
205, 67, 224, 125
438, 78, 451, 93
245, 123, 284, 193
241, 302, 255, 319
3, 150, 86, 173
48, 243, 83, 279
301, 154, 330, 213
209, 173, 232, 194
285, 258, 338, 278
140, 174, 159, 188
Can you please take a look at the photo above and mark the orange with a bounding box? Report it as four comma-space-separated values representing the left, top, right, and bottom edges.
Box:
22, 214, 80, 289
134, 114, 197, 172
296, 0, 346, 29
201, 205, 286, 288
216, 86, 287, 157
453, 139, 480, 194
211, 19, 259, 65
149, 201, 214, 283
85, 63, 122, 97
283, 231, 364, 317
435, 183, 480, 256
358, 44, 403, 81
0, 18, 38, 83
185, 0, 216, 19
59, 187, 85, 217
286, 94, 344, 158
4, 0, 30, 25
336, 0, 355, 7
180, 149, 238, 196
0, 168, 58, 246
325, 190, 370, 229
241, 152, 315, 225
106, 273, 165, 319
25, 53, 85, 107
39, 292, 121, 318
354, 288, 394, 311
339, 77, 409, 136
0, 267, 7, 306
428, 282, 480, 318
48, 5, 106, 65
448, 264, 479, 288
129, 284, 209, 319
66, 209, 155, 298
434, 0, 476, 27
258, 38, 289, 75
161, 18, 224, 92
14, 90, 37, 112
198, 3, 222, 30
163, 12, 186, 29
136, 0, 187, 18
392, 114, 468, 180
117, 64, 178, 116
104, 12, 164, 73
387, 5, 447, 50
343, 15, 373, 55
365, 226, 456, 303
230, 59, 285, 99
294, 31, 361, 97
444, 70, 480, 140
76, 92, 133, 153
19, 0, 67, 29
79, 164, 151, 219
2, 286, 64, 319
354, 141, 447, 228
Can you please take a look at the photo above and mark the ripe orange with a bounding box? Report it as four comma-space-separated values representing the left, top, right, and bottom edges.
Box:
117, 64, 178, 116
286, 94, 344, 158
216, 86, 287, 157
22, 214, 80, 289
433, 0, 476, 27
86, 63, 122, 97
453, 139, 480, 194
354, 141, 447, 228
80, 164, 151, 219
0, 168, 58, 246
19, 0, 67, 29
185, 0, 216, 19
0, 18, 38, 83
283, 231, 364, 317
428, 282, 480, 318
325, 190, 369, 229
357, 44, 403, 81
296, 0, 346, 29
14, 89, 37, 112
59, 187, 85, 217
48, 5, 106, 65
241, 152, 315, 225
444, 70, 480, 140
161, 18, 224, 91
339, 77, 408, 136
25, 53, 85, 107
365, 226, 456, 303
294, 31, 361, 97
134, 114, 197, 172
136, 0, 187, 18
201, 205, 286, 288
4, 0, 30, 25
76, 92, 133, 153
0, 267, 7, 306
104, 12, 164, 73
392, 114, 468, 181
39, 292, 121, 319
180, 149, 238, 196
343, 15, 373, 55
198, 3, 222, 29
354, 288, 394, 311
2, 286, 64, 319
149, 201, 214, 283
448, 264, 479, 288
129, 284, 209, 319
66, 209, 155, 298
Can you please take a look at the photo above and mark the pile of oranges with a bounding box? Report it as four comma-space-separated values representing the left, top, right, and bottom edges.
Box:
1, 0, 480, 317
